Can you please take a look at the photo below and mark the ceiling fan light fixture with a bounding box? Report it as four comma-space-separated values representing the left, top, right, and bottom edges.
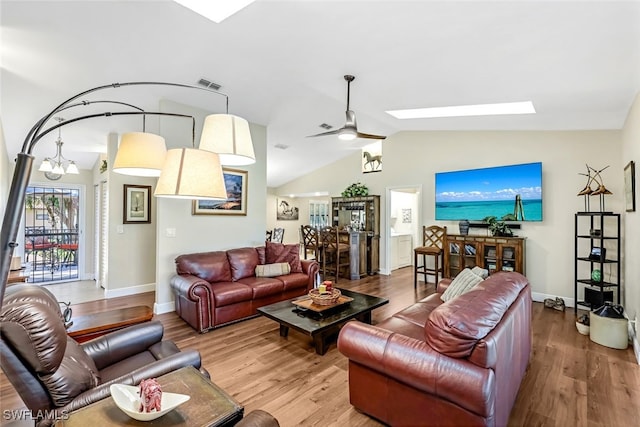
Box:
338, 128, 357, 141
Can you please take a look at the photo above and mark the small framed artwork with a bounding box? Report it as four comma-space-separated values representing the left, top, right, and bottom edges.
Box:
624, 160, 635, 212
192, 168, 248, 216
123, 184, 151, 224
277, 197, 299, 220
361, 141, 382, 173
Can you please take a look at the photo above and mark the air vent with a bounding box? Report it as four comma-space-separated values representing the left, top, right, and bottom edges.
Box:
274, 144, 289, 150
197, 78, 222, 91
319, 123, 333, 130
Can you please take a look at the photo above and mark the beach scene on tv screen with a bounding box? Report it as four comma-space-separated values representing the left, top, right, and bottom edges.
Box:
435, 162, 542, 221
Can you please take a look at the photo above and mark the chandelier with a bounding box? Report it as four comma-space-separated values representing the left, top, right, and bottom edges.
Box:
37, 117, 79, 177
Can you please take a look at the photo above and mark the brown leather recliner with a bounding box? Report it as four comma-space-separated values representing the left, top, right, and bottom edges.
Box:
1, 285, 208, 427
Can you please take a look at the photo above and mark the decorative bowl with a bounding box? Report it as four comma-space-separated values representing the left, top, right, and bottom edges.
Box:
309, 288, 341, 305
110, 383, 190, 421
575, 321, 590, 335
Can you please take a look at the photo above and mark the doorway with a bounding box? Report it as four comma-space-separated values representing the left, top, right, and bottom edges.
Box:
385, 186, 422, 275
23, 184, 83, 284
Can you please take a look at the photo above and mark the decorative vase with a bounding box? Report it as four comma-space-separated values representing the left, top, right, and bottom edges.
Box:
458, 219, 470, 235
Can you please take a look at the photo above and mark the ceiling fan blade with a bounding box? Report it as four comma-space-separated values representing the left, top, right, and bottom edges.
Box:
356, 131, 386, 140
306, 128, 343, 138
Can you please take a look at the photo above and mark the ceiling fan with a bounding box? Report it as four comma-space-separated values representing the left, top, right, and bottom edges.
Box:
308, 75, 386, 141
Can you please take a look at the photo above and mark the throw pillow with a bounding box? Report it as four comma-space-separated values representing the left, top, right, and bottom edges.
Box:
471, 266, 489, 279
265, 241, 302, 273
256, 262, 291, 277
441, 268, 484, 302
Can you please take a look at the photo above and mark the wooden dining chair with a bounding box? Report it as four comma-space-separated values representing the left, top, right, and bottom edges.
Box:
319, 226, 350, 283
272, 227, 285, 243
265, 230, 273, 242
414, 225, 447, 288
300, 225, 320, 260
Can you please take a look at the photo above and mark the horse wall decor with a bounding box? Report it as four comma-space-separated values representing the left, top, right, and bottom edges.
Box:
277, 198, 299, 220
363, 151, 382, 172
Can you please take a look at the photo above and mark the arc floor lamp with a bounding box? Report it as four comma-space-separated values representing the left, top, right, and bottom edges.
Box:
0, 81, 256, 304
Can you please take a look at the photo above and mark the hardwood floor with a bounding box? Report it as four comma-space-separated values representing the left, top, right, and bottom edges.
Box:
2, 267, 639, 426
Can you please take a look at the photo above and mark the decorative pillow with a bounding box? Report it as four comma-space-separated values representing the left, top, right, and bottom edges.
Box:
441, 268, 484, 302
471, 266, 489, 279
265, 241, 302, 273
256, 262, 291, 277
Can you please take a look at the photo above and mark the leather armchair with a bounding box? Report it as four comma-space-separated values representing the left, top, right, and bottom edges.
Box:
1, 285, 207, 427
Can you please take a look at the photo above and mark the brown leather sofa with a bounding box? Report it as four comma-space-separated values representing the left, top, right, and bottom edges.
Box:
171, 245, 320, 332
0, 285, 207, 427
337, 271, 531, 427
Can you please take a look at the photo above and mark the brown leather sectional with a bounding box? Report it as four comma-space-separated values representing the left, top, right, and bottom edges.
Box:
338, 271, 531, 427
170, 246, 320, 332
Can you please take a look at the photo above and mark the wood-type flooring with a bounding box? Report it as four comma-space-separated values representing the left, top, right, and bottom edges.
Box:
1, 267, 638, 426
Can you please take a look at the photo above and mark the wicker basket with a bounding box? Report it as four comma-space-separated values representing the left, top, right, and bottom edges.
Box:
309, 288, 342, 306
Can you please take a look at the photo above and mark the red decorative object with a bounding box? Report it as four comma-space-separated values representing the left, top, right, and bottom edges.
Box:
139, 378, 162, 413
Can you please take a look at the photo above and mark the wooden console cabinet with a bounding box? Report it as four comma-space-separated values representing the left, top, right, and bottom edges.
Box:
444, 234, 526, 278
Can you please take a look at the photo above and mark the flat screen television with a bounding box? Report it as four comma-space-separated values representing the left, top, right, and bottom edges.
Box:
435, 162, 542, 221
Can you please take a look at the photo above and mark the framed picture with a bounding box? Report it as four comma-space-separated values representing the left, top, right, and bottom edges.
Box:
192, 168, 248, 215
362, 141, 382, 173
624, 161, 635, 212
276, 197, 299, 220
123, 184, 151, 224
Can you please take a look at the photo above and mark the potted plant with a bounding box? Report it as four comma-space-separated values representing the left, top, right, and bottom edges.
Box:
482, 214, 516, 237
341, 182, 369, 197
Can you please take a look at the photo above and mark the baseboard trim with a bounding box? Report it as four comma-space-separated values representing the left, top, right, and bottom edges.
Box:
154, 301, 175, 315
532, 291, 574, 308
625, 313, 640, 365
104, 283, 155, 299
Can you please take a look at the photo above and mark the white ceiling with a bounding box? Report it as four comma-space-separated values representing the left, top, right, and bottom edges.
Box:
2, 0, 639, 188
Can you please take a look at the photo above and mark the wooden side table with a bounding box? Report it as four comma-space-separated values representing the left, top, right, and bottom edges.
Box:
67, 305, 154, 343
7, 269, 29, 285
56, 366, 244, 427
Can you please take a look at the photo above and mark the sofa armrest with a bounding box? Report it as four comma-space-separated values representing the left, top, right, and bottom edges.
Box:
81, 321, 165, 370
301, 260, 320, 290
41, 350, 204, 426
437, 278, 452, 293
338, 321, 495, 418
170, 273, 211, 297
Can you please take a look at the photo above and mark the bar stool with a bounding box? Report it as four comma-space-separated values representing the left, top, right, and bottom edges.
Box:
414, 225, 447, 288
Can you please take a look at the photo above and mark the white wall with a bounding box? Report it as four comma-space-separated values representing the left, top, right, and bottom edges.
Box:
0, 118, 10, 223
276, 130, 624, 305
154, 100, 267, 312
622, 92, 640, 326
104, 133, 157, 295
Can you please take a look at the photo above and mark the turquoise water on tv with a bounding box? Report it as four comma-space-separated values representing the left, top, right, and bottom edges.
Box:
435, 199, 542, 221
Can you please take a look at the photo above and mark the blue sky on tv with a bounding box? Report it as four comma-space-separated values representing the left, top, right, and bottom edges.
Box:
436, 162, 542, 202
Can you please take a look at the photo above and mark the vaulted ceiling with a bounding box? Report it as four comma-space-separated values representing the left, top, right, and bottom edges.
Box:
2, 1, 639, 187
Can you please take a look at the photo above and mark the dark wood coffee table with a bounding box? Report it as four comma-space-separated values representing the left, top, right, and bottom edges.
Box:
67, 305, 154, 343
257, 288, 388, 355
56, 366, 243, 427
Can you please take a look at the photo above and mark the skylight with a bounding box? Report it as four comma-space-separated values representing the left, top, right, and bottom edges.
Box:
386, 101, 536, 119
173, 0, 256, 23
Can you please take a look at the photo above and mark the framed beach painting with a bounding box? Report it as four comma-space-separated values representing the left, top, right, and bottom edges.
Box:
123, 184, 151, 224
192, 168, 248, 216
